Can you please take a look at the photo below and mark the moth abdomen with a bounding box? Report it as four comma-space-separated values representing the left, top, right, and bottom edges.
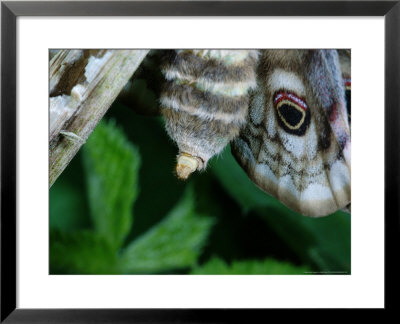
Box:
161, 49, 259, 179
163, 50, 259, 84
161, 80, 248, 124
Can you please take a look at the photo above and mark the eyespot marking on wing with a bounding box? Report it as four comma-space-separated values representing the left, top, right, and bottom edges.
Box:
273, 91, 311, 136
343, 76, 351, 123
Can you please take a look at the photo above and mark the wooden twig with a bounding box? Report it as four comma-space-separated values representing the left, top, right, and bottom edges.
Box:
49, 49, 149, 186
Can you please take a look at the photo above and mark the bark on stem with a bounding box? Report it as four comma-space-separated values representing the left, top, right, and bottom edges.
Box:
49, 49, 149, 186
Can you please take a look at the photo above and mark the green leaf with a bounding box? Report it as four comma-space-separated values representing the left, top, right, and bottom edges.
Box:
210, 146, 283, 212
83, 120, 141, 249
105, 105, 186, 240
211, 147, 351, 273
256, 208, 351, 273
118, 188, 215, 273
50, 152, 90, 231
50, 229, 118, 274
50, 180, 88, 231
191, 257, 311, 275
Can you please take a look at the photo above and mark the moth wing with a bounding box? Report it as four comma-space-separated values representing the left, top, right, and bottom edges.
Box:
232, 50, 351, 217
338, 49, 351, 124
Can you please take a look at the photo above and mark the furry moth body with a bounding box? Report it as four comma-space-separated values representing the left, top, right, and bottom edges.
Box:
160, 50, 259, 179
160, 49, 351, 217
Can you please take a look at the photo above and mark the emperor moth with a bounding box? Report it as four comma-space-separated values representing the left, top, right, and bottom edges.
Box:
160, 49, 351, 217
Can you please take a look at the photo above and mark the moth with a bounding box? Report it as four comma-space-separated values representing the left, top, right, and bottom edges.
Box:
160, 49, 351, 217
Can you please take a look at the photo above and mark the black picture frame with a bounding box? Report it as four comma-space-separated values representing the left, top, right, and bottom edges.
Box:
1, 0, 399, 321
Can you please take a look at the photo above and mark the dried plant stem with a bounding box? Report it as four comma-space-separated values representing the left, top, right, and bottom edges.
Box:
49, 49, 149, 186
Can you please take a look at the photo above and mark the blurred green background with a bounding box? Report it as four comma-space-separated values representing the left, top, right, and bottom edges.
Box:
49, 51, 351, 275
